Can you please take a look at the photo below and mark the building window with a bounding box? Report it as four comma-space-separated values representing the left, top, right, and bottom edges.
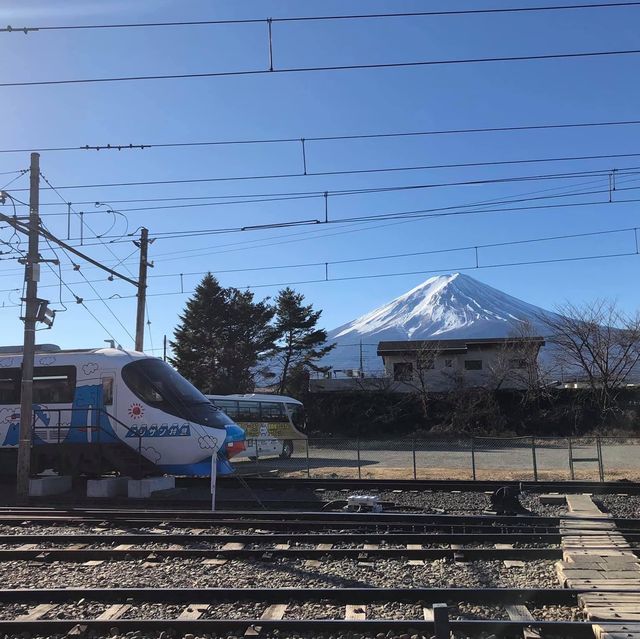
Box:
509, 358, 527, 369
444, 359, 453, 368
393, 362, 413, 381
464, 360, 483, 371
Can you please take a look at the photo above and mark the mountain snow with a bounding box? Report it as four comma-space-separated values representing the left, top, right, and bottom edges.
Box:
323, 273, 556, 372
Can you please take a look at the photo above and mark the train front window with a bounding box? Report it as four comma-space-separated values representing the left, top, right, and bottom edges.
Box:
121, 359, 233, 427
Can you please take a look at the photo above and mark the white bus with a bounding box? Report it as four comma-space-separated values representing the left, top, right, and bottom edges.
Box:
206, 394, 306, 459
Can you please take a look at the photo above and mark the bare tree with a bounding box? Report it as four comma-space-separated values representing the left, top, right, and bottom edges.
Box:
488, 321, 549, 404
540, 300, 640, 414
395, 341, 444, 417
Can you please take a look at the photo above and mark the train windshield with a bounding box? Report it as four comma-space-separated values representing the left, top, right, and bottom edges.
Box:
121, 359, 234, 427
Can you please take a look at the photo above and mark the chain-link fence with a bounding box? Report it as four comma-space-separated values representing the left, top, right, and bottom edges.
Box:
231, 436, 640, 481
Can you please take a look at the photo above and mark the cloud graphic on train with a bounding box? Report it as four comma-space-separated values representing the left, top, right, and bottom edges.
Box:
142, 446, 162, 463
82, 362, 99, 375
198, 435, 218, 450
0, 358, 13, 368
38, 356, 56, 366
0, 408, 18, 424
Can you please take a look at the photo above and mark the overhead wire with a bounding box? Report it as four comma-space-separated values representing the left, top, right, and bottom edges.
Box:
5, 117, 640, 156
3, 48, 640, 88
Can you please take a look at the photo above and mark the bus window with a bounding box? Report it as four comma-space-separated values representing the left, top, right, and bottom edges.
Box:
33, 366, 76, 404
237, 401, 260, 421
260, 401, 286, 421
287, 403, 306, 432
0, 369, 20, 404
213, 399, 239, 420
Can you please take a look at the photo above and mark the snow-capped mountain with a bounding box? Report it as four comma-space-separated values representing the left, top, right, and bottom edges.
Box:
323, 273, 556, 372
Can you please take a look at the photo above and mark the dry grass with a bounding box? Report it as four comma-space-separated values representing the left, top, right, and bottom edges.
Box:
281, 466, 640, 481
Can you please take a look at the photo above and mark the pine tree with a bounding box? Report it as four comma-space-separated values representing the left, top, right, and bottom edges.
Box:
270, 287, 334, 395
169, 274, 275, 394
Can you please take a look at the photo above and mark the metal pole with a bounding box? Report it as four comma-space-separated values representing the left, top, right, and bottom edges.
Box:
412, 438, 417, 480
163, 335, 167, 362
210, 454, 217, 511
16, 152, 40, 501
305, 439, 310, 478
356, 438, 361, 480
470, 436, 476, 481
596, 436, 604, 482
134, 227, 149, 352
531, 436, 539, 482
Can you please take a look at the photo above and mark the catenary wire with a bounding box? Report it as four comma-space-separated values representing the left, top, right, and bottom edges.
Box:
4, 2, 640, 32
6, 118, 640, 155
3, 48, 640, 88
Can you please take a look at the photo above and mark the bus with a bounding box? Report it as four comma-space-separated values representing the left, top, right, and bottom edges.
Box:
206, 394, 306, 459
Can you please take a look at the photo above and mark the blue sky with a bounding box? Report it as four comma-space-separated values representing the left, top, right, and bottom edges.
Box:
0, 0, 639, 355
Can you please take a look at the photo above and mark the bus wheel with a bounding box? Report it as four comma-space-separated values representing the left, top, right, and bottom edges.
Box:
280, 440, 293, 459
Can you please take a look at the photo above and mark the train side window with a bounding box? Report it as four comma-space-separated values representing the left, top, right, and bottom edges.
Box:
33, 366, 76, 404
102, 376, 114, 405
260, 402, 285, 421
0, 369, 20, 404
237, 401, 260, 421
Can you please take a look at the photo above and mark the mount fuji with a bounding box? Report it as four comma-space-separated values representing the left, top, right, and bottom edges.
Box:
323, 273, 556, 372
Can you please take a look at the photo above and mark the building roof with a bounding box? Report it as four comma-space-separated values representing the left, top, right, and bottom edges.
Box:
377, 336, 545, 356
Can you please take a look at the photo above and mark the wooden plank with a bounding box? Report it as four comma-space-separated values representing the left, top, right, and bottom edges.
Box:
82, 560, 103, 566
96, 604, 131, 621
16, 604, 57, 621
316, 543, 333, 551
504, 560, 526, 568
363, 544, 378, 550
407, 544, 422, 550
505, 604, 542, 639
245, 604, 289, 637
203, 558, 227, 566
345, 605, 366, 621
423, 608, 434, 621
114, 544, 134, 551
274, 544, 290, 550
305, 559, 321, 568
177, 604, 209, 620
221, 543, 245, 551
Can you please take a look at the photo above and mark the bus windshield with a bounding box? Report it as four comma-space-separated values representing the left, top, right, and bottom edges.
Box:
122, 359, 234, 427
286, 403, 306, 432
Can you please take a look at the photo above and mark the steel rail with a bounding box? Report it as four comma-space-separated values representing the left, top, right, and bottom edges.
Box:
0, 619, 601, 636
0, 586, 582, 604
0, 531, 567, 544
0, 547, 564, 561
211, 476, 640, 494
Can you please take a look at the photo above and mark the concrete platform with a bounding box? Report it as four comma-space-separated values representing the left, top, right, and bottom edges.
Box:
87, 477, 129, 498
127, 475, 175, 499
28, 475, 72, 497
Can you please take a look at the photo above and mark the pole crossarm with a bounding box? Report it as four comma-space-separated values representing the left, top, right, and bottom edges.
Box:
0, 211, 138, 287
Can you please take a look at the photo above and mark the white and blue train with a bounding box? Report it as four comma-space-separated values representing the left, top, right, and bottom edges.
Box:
0, 345, 244, 476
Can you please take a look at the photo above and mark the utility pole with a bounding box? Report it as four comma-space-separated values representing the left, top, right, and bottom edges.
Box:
134, 227, 149, 352
16, 152, 40, 500
359, 339, 364, 376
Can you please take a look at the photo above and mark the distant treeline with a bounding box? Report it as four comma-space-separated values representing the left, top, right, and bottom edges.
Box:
304, 388, 640, 438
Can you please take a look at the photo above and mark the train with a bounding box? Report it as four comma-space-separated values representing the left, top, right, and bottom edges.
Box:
0, 345, 245, 476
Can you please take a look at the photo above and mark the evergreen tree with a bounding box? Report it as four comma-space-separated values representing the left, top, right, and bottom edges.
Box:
270, 287, 334, 395
170, 274, 275, 394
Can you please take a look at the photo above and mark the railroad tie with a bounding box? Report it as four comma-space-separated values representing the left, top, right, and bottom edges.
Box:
494, 543, 524, 568
556, 494, 640, 638
306, 543, 332, 568
245, 603, 288, 637
504, 604, 542, 639
407, 543, 424, 566
96, 604, 131, 621
16, 603, 57, 621
177, 603, 210, 620
345, 604, 367, 620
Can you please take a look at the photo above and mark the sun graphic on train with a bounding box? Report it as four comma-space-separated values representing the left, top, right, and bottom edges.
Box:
128, 403, 144, 419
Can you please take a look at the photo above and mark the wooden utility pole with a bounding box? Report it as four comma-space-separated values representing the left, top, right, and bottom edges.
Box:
16, 152, 40, 500
134, 227, 149, 352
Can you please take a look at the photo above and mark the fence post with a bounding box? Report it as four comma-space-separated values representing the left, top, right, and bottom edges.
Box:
412, 438, 417, 480
596, 436, 604, 482
531, 436, 538, 482
471, 436, 476, 481
305, 438, 310, 478
356, 438, 361, 480
432, 603, 450, 639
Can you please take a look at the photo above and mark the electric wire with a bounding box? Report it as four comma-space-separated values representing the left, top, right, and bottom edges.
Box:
6, 117, 640, 156
3, 48, 640, 88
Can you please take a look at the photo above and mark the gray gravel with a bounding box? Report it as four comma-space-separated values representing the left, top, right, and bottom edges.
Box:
592, 493, 640, 518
